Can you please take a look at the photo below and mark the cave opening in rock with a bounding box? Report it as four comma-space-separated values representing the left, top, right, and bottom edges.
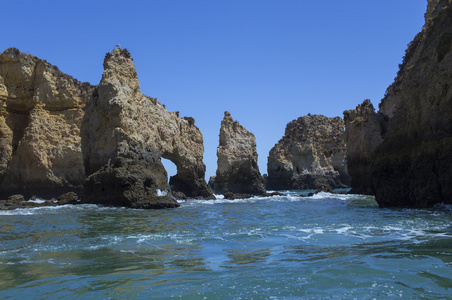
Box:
161, 158, 177, 183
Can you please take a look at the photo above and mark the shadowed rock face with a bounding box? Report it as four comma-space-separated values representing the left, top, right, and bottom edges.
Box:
0, 48, 91, 199
214, 111, 265, 195
344, 0, 452, 207
267, 114, 349, 190
343, 100, 385, 195
371, 0, 452, 208
81, 48, 213, 208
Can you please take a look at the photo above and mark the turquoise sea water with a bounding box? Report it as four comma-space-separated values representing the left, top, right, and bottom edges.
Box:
0, 191, 452, 299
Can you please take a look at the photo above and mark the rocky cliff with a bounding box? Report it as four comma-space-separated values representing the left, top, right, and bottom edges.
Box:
343, 100, 385, 195
0, 48, 91, 199
81, 48, 213, 208
214, 111, 265, 194
371, 0, 452, 207
267, 114, 349, 190
345, 0, 452, 207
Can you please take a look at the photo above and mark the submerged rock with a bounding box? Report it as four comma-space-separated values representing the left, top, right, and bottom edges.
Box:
223, 192, 253, 200
0, 48, 91, 199
7, 194, 24, 202
266, 114, 350, 190
214, 111, 265, 195
81, 48, 213, 208
0, 194, 57, 210
57, 191, 79, 205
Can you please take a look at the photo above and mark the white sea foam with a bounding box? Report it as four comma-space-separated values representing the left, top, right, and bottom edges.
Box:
0, 204, 117, 216
120, 249, 136, 254
178, 191, 373, 207
156, 189, 168, 196
27, 198, 48, 204
336, 226, 353, 234
310, 192, 352, 201
282, 221, 452, 243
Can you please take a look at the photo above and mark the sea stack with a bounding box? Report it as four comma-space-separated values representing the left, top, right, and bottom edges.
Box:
267, 114, 349, 190
214, 111, 265, 195
0, 48, 91, 199
343, 100, 385, 195
81, 48, 213, 208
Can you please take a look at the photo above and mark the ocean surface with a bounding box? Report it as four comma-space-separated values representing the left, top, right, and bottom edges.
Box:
1, 191, 452, 299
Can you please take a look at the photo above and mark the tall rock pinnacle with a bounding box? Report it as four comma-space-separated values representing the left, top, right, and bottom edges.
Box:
82, 48, 213, 208
214, 111, 265, 195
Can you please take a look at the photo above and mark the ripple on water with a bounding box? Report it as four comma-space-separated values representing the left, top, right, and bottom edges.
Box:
0, 193, 452, 298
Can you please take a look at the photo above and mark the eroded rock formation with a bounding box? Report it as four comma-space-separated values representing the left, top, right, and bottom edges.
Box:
0, 48, 91, 199
343, 100, 385, 195
267, 114, 349, 190
344, 0, 452, 207
214, 111, 265, 194
81, 48, 213, 208
371, 0, 452, 207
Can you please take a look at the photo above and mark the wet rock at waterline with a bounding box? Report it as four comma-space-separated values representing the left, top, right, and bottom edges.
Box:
213, 111, 265, 195
81, 48, 213, 208
267, 114, 350, 190
0, 47, 91, 199
344, 0, 452, 208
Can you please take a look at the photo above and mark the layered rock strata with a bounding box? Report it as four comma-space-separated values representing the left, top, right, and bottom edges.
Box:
81, 48, 213, 208
343, 100, 385, 195
0, 48, 91, 199
214, 111, 265, 194
267, 114, 349, 190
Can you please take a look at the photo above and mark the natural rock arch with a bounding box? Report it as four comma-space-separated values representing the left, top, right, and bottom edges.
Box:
81, 48, 213, 208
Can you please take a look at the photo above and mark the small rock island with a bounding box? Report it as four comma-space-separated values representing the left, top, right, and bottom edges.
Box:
266, 114, 350, 190
213, 111, 265, 195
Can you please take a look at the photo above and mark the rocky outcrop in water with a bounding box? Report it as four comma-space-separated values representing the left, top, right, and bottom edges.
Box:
343, 100, 385, 195
344, 0, 452, 207
213, 111, 265, 194
0, 48, 91, 199
266, 114, 349, 190
81, 48, 213, 208
371, 0, 452, 207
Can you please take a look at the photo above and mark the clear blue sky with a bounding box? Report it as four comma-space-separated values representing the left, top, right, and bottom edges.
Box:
1, 0, 426, 180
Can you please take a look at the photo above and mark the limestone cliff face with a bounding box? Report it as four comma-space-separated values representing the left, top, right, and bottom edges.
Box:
370, 0, 452, 207
267, 114, 349, 190
0, 48, 91, 198
214, 111, 265, 194
343, 100, 385, 195
82, 48, 213, 208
